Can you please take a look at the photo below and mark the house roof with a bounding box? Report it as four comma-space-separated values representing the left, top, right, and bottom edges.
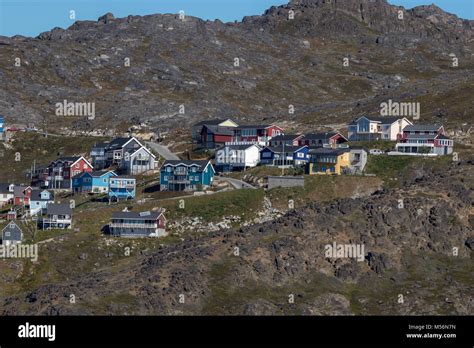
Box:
0, 183, 14, 194
108, 137, 133, 148
129, 146, 156, 159
30, 189, 54, 201
113, 175, 136, 180
405, 134, 438, 140
270, 134, 302, 141
73, 170, 116, 179
90, 170, 116, 177
303, 132, 343, 140
13, 186, 29, 198
308, 147, 349, 155
111, 210, 164, 220
236, 125, 273, 129
55, 156, 81, 163
224, 144, 258, 151
201, 124, 236, 136
193, 119, 235, 127
349, 116, 407, 125
162, 160, 212, 172
47, 203, 72, 215
403, 124, 442, 132
52, 156, 93, 168
264, 146, 307, 153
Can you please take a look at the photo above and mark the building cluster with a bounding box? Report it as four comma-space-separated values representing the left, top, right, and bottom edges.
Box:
189, 116, 454, 177
0, 113, 455, 241
1, 132, 156, 235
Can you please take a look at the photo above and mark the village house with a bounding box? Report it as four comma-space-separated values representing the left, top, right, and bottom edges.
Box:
299, 132, 348, 147
72, 170, 117, 194
1, 221, 22, 246
7, 209, 17, 221
395, 124, 454, 155
260, 145, 309, 166
347, 148, 368, 174
45, 156, 93, 189
0, 183, 15, 207
215, 144, 261, 171
200, 125, 237, 149
90, 137, 156, 175
347, 116, 412, 141
121, 146, 156, 175
14, 186, 33, 206
160, 160, 215, 192
42, 203, 72, 230
90, 142, 109, 169
231, 124, 283, 146
109, 176, 136, 202
192, 119, 238, 143
109, 210, 166, 238
29, 189, 54, 216
307, 148, 351, 175
268, 134, 304, 147
29, 164, 49, 187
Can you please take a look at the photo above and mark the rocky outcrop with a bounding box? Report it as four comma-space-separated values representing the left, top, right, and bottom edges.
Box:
0, 0, 472, 132
2, 158, 472, 315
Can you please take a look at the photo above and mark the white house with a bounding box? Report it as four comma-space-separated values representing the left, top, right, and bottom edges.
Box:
348, 116, 412, 141
215, 144, 261, 171
395, 124, 454, 156
122, 146, 157, 175
0, 183, 15, 207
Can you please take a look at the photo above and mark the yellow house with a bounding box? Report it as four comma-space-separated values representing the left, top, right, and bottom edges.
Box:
307, 148, 350, 175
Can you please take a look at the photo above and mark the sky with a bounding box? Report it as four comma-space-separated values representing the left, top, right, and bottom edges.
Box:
0, 0, 473, 37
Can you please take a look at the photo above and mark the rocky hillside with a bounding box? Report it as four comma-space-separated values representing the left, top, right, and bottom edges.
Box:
0, 0, 473, 136
2, 158, 472, 315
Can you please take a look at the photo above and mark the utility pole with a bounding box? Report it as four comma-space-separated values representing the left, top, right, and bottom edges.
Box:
282, 141, 285, 176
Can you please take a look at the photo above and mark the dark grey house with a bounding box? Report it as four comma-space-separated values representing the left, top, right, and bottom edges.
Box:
42, 203, 72, 230
2, 221, 23, 246
109, 210, 166, 238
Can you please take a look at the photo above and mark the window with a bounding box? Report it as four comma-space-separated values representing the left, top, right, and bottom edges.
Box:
5, 231, 11, 237
167, 167, 172, 172
164, 176, 168, 181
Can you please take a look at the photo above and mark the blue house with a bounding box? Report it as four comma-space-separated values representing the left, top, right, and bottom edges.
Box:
160, 160, 215, 191
0, 115, 4, 141
260, 146, 309, 166
109, 176, 136, 202
29, 189, 54, 216
72, 171, 117, 194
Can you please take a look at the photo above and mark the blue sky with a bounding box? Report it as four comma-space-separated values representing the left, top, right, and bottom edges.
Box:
0, 0, 473, 37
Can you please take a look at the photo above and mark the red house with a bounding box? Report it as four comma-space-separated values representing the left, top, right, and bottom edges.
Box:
46, 156, 93, 189
200, 125, 236, 149
14, 186, 33, 206
232, 125, 283, 146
